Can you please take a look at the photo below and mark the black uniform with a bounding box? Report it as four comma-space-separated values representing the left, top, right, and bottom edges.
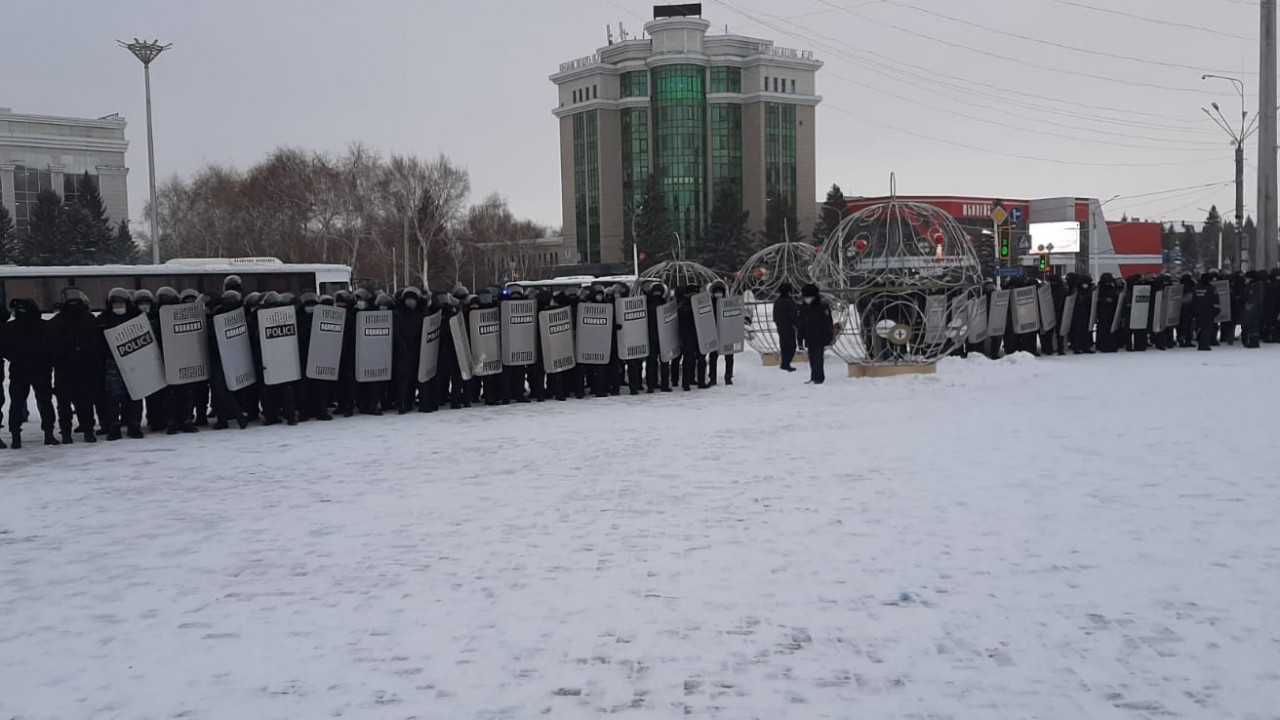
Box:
0, 299, 58, 447
1067, 276, 1095, 355
643, 284, 672, 392
97, 293, 145, 441
707, 282, 735, 386
773, 284, 800, 370
393, 291, 424, 413
1191, 275, 1220, 351
47, 293, 102, 443
1041, 275, 1068, 355
1242, 271, 1267, 348
798, 284, 834, 385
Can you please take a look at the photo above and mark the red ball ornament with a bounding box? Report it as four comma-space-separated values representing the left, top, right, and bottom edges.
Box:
755, 267, 766, 278
933, 233, 946, 246
854, 239, 868, 252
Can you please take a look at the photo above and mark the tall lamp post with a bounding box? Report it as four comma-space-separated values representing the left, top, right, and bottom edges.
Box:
1202, 74, 1256, 270
119, 38, 172, 265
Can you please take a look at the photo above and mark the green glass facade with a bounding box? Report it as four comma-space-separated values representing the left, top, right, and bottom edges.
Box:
620, 71, 649, 98
765, 102, 798, 207
651, 64, 707, 246
709, 67, 742, 94
572, 111, 601, 263
620, 108, 650, 248
710, 104, 742, 208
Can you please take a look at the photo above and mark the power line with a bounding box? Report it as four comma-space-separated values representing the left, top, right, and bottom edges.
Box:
1048, 0, 1256, 41
1111, 181, 1238, 202
885, 0, 1256, 74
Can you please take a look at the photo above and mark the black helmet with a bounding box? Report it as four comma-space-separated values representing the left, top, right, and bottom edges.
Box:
507, 286, 525, 300
220, 290, 243, 307
334, 290, 354, 307
801, 283, 820, 298
375, 291, 395, 309
400, 286, 421, 301
280, 293, 297, 306
244, 291, 263, 310
262, 291, 282, 307
133, 289, 155, 306
299, 291, 319, 307
180, 288, 201, 304
223, 274, 243, 292
318, 294, 335, 306
108, 287, 131, 304
157, 287, 180, 305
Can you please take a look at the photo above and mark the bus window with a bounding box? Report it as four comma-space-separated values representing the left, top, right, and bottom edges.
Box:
318, 281, 347, 296
5, 277, 60, 312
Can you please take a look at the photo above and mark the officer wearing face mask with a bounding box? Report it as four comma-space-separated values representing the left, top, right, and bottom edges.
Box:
207, 290, 252, 430
393, 287, 424, 414
179, 289, 210, 429
47, 288, 102, 444
97, 288, 145, 441
643, 282, 673, 393
798, 283, 834, 385
707, 280, 735, 386
333, 290, 359, 417
0, 298, 58, 448
144, 287, 180, 432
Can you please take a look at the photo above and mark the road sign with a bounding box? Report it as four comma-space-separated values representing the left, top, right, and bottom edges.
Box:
1010, 207, 1024, 224
996, 266, 1024, 278
991, 206, 1008, 225
1016, 234, 1032, 251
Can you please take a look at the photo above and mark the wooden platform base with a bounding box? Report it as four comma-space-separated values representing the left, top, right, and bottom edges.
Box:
760, 351, 809, 366
847, 363, 937, 379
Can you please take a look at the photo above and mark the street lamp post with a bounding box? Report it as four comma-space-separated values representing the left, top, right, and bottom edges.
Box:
1201, 74, 1256, 270
119, 38, 172, 265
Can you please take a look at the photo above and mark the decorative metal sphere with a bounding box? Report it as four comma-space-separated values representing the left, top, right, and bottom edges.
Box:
638, 260, 721, 294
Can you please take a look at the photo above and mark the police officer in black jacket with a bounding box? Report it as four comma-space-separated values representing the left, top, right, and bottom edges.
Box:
0, 298, 59, 448
98, 288, 145, 441
393, 287, 424, 414
772, 282, 800, 371
1242, 271, 1268, 348
47, 288, 102, 444
643, 282, 673, 393
1192, 273, 1220, 351
798, 283, 834, 385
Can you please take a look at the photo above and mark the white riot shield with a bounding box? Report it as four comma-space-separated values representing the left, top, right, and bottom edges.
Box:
213, 308, 256, 391
714, 296, 745, 354
355, 310, 393, 383
1037, 284, 1057, 332
1166, 284, 1184, 326
159, 303, 210, 386
658, 300, 681, 362
417, 311, 443, 383
501, 300, 538, 367
691, 292, 719, 354
575, 302, 614, 365
258, 305, 301, 386
104, 314, 167, 401
1111, 292, 1127, 333
539, 307, 576, 374
616, 296, 650, 360
945, 296, 968, 341
988, 290, 1011, 336
1088, 289, 1099, 332
306, 306, 346, 381
1059, 293, 1076, 339
1013, 286, 1040, 335
449, 312, 474, 381
923, 295, 948, 343
469, 307, 503, 377
1152, 290, 1168, 332
1128, 285, 1151, 330
967, 296, 988, 344
1213, 280, 1232, 322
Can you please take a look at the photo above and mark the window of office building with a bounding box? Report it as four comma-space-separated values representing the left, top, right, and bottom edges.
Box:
710, 66, 741, 94
621, 108, 650, 248
12, 166, 55, 232
764, 103, 798, 210
651, 64, 706, 246
572, 111, 601, 263
620, 71, 649, 98
710, 104, 743, 208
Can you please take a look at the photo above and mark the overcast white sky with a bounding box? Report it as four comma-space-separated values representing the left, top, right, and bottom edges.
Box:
1, 0, 1266, 229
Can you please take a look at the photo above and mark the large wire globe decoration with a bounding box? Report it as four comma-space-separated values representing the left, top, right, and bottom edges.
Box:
814, 182, 985, 366
638, 260, 722, 294
732, 242, 823, 356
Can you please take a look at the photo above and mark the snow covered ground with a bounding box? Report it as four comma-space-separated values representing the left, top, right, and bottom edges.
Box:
2, 348, 1278, 719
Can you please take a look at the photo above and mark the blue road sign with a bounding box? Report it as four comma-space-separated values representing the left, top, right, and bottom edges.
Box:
1010, 207, 1024, 224
1015, 234, 1032, 251
995, 266, 1024, 279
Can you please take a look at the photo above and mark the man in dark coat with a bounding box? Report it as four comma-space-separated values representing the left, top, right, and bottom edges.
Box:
642, 282, 672, 393
207, 290, 252, 430
1176, 274, 1196, 348
393, 287, 425, 413
0, 298, 59, 448
798, 283, 834, 385
47, 288, 102, 444
676, 285, 702, 391
1067, 275, 1096, 354
1192, 273, 1220, 351
1242, 271, 1267, 348
1223, 271, 1247, 346
773, 282, 800, 371
97, 288, 146, 441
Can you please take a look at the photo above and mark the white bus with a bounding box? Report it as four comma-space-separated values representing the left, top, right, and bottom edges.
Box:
0, 258, 352, 312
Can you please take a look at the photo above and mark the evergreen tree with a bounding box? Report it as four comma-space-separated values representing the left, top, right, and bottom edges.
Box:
632, 174, 674, 265
1202, 206, 1223, 270
699, 187, 755, 274
74, 172, 115, 261
27, 189, 64, 265
54, 203, 96, 264
818, 183, 846, 242
102, 219, 138, 264
764, 192, 801, 245
1178, 222, 1201, 270
0, 202, 20, 264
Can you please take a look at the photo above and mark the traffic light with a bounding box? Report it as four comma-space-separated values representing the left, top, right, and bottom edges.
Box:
1000, 231, 1010, 258
1038, 256, 1049, 271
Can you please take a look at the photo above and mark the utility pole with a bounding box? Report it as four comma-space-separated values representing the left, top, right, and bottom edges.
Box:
1203, 76, 1256, 269
1259, 0, 1278, 270
119, 38, 171, 265
403, 200, 411, 288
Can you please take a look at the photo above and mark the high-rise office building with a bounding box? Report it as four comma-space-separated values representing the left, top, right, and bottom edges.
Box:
550, 4, 821, 264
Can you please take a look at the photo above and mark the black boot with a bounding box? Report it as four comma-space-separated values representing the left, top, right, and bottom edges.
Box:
0, 436, 6, 449
44, 431, 60, 446
12, 431, 22, 449
61, 431, 74, 445
127, 426, 144, 439
83, 430, 96, 443
106, 426, 122, 441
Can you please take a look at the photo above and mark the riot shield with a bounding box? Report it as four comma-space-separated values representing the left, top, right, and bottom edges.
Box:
104, 314, 167, 401
213, 308, 257, 391
469, 307, 503, 376
1013, 286, 1040, 335
1152, 290, 1167, 332
1037, 284, 1057, 332
691, 292, 719, 354
1214, 280, 1232, 322
306, 306, 346, 381
1166, 284, 1184, 326
449, 312, 474, 381
500, 299, 538, 367
945, 295, 968, 341
1128, 285, 1151, 330
1088, 289, 1099, 332
539, 306, 576, 374
967, 296, 988, 344
616, 296, 650, 360
575, 302, 614, 365
159, 303, 210, 386
923, 295, 948, 343
1111, 292, 1127, 333
417, 311, 443, 383
354, 310, 393, 383
988, 290, 1011, 336
1059, 292, 1076, 339
258, 305, 301, 386
658, 300, 681, 362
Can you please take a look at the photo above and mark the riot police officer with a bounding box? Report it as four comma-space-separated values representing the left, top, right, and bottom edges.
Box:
393, 287, 424, 414
1192, 273, 1220, 351
643, 281, 673, 392
98, 288, 145, 441
0, 298, 58, 447
48, 288, 102, 444
207, 290, 252, 430
707, 280, 735, 385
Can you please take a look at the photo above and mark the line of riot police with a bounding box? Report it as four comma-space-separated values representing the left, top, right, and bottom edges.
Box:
0, 275, 747, 449
957, 268, 1280, 359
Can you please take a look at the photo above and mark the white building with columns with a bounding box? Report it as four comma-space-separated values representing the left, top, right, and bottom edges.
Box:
0, 107, 130, 234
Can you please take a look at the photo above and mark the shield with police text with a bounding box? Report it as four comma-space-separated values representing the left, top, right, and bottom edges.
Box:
923, 295, 948, 343
417, 311, 443, 383
159, 302, 210, 385
258, 305, 301, 386
691, 292, 719, 354
616, 296, 650, 360
575, 302, 614, 365
306, 306, 346, 381
449, 312, 474, 381
355, 310, 393, 383
1152, 290, 1168, 332
967, 296, 988, 344
469, 307, 503, 376
715, 296, 745, 354
988, 290, 1011, 337
1166, 283, 1184, 326
1037, 284, 1057, 332
213, 308, 257, 391
539, 307, 576, 374
1013, 286, 1040, 335
104, 314, 167, 401
1128, 285, 1151, 330
501, 300, 538, 367
1213, 280, 1232, 322
1058, 292, 1076, 339
658, 300, 681, 362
